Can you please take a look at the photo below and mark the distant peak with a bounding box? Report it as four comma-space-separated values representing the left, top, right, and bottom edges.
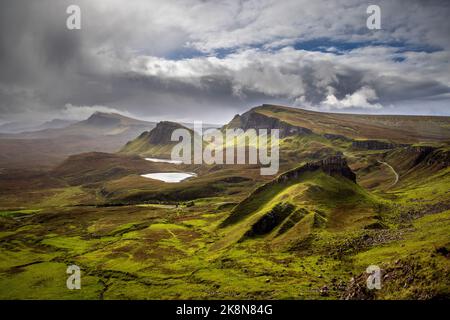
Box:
157, 120, 181, 125
89, 111, 116, 118
154, 121, 188, 130
83, 111, 123, 127
133, 120, 190, 145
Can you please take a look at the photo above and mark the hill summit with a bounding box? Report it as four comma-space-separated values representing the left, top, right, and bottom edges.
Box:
120, 121, 193, 158
76, 112, 151, 128
221, 155, 359, 228
138, 121, 187, 145
224, 108, 312, 138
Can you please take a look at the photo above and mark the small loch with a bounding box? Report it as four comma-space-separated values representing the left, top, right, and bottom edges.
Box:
140, 172, 197, 183
144, 157, 182, 164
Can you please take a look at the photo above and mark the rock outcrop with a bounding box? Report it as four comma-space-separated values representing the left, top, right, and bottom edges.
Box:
352, 140, 406, 150
275, 156, 357, 184
408, 146, 450, 168
403, 145, 436, 166
135, 121, 187, 145
225, 111, 312, 138
427, 148, 450, 167
398, 145, 449, 168
243, 156, 357, 203
120, 121, 196, 157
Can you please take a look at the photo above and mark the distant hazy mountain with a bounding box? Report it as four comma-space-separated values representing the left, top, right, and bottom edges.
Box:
0, 112, 156, 140
0, 111, 218, 169
72, 111, 152, 129
0, 121, 39, 134
33, 119, 77, 131
0, 118, 76, 134
0, 112, 157, 169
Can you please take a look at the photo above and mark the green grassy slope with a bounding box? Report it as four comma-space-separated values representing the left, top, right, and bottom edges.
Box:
217, 160, 382, 252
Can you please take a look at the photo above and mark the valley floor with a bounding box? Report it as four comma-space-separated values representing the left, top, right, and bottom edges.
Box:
1, 192, 449, 299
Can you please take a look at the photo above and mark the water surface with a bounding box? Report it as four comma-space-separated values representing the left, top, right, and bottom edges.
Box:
144, 157, 182, 164
140, 172, 196, 183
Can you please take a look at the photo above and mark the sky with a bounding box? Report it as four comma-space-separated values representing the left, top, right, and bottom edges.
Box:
0, 0, 449, 125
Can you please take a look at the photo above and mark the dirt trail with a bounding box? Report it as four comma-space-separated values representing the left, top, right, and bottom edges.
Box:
377, 160, 399, 188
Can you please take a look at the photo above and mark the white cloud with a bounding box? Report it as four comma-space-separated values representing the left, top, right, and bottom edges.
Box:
60, 104, 134, 120
1, 0, 450, 121
119, 45, 450, 111
320, 86, 383, 110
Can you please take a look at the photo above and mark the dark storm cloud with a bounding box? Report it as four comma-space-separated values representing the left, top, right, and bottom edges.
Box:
0, 0, 449, 123
0, 0, 86, 118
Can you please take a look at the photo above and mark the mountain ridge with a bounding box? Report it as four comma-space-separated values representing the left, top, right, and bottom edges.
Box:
230, 104, 450, 143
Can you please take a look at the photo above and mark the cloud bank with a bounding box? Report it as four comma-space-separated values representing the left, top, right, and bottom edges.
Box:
0, 0, 449, 123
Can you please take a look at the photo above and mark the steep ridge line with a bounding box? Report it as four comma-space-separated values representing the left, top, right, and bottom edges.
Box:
220, 155, 357, 227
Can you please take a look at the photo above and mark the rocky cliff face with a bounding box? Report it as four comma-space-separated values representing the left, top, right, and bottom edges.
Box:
226, 111, 312, 138
352, 140, 405, 150
276, 156, 357, 183
248, 156, 357, 200
402, 145, 436, 166
405, 146, 450, 168
427, 149, 450, 167
383, 145, 449, 179
121, 121, 197, 157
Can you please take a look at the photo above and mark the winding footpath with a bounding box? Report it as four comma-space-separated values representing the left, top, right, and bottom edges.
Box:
377, 160, 399, 188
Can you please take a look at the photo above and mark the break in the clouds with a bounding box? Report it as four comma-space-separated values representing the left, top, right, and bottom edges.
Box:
0, 0, 449, 124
